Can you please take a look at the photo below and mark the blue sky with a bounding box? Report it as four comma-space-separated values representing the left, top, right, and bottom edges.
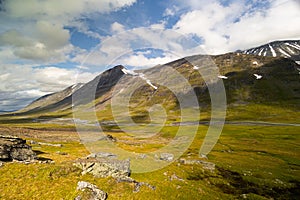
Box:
0, 0, 299, 111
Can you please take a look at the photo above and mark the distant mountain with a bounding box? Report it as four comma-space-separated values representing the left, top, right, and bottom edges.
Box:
19, 83, 84, 113
242, 40, 300, 62
18, 65, 125, 114
0, 110, 16, 113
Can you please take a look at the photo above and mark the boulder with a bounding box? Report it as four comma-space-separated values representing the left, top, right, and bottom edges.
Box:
179, 158, 215, 171
86, 152, 117, 159
76, 181, 107, 200
74, 157, 156, 193
0, 135, 36, 161
116, 176, 156, 193
37, 142, 63, 147
98, 134, 116, 142
159, 153, 174, 161
74, 158, 130, 178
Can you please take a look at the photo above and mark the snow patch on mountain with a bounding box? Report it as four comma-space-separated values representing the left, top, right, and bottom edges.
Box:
286, 43, 300, 51
121, 68, 138, 76
269, 44, 276, 57
122, 68, 157, 90
278, 49, 291, 58
258, 49, 264, 56
242, 40, 300, 60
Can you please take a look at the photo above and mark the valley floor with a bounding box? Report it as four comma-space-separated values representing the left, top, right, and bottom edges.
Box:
0, 122, 299, 199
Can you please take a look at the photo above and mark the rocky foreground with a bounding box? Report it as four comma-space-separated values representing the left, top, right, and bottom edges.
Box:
0, 135, 36, 162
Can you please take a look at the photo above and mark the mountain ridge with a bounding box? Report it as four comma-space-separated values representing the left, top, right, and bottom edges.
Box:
12, 40, 300, 116
242, 39, 300, 61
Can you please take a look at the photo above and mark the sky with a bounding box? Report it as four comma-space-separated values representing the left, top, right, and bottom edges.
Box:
0, 0, 299, 111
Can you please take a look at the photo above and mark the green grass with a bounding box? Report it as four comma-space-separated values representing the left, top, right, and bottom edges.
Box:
0, 124, 299, 199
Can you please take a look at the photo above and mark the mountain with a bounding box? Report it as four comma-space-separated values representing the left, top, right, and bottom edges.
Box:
19, 83, 84, 113
14, 40, 300, 120
17, 65, 125, 115
242, 40, 300, 62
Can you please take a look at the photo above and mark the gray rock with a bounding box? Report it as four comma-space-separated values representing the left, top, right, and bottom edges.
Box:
98, 134, 116, 142
76, 181, 107, 200
159, 153, 174, 161
29, 140, 38, 145
74, 158, 130, 178
115, 176, 156, 193
133, 181, 156, 193
75, 158, 156, 193
87, 152, 117, 159
170, 173, 184, 181
37, 142, 63, 147
137, 154, 147, 159
0, 135, 36, 161
178, 158, 215, 171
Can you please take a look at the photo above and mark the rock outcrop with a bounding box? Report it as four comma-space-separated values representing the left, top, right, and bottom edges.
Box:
0, 135, 36, 161
74, 157, 130, 178
86, 152, 117, 159
159, 153, 174, 161
30, 140, 63, 147
74, 155, 156, 193
76, 181, 107, 200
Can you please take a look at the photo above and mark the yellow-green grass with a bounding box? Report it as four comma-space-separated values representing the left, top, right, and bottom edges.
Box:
0, 124, 299, 199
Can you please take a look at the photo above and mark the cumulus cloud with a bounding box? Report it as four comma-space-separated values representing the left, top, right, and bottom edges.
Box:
0, 21, 71, 62
173, 0, 300, 54
0, 0, 137, 62
111, 22, 125, 33
2, 0, 137, 20
163, 6, 179, 17
71, 26, 204, 69
0, 30, 33, 47
0, 64, 99, 111
118, 51, 179, 68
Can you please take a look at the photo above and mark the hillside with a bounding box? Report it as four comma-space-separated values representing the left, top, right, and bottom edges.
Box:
11, 53, 300, 125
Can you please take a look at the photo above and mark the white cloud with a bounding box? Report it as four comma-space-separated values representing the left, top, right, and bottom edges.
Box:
119, 52, 179, 68
0, 0, 137, 62
173, 0, 300, 54
0, 21, 71, 62
35, 21, 69, 49
0, 64, 98, 111
76, 65, 89, 70
3, 0, 137, 20
163, 6, 179, 17
71, 26, 205, 69
111, 22, 125, 33
0, 30, 33, 47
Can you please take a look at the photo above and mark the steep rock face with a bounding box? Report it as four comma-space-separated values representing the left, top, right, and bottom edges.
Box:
0, 135, 36, 161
